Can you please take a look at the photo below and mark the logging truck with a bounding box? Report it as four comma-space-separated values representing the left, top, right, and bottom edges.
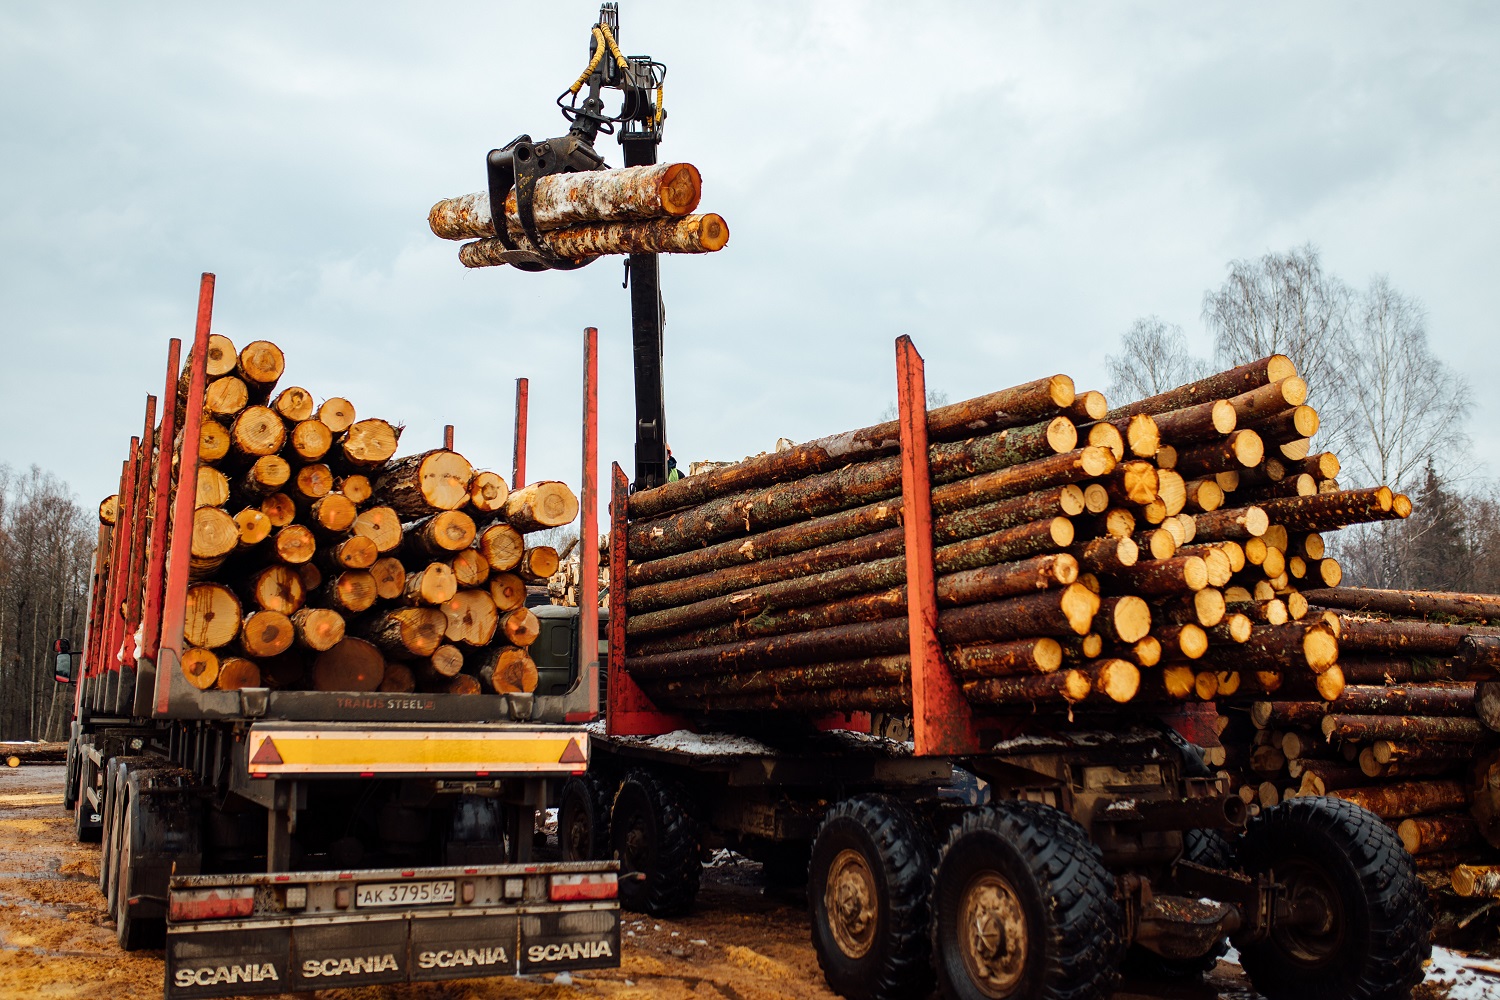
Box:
59, 290, 619, 998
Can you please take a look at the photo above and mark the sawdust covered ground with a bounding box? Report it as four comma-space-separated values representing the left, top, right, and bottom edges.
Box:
0, 765, 1481, 1000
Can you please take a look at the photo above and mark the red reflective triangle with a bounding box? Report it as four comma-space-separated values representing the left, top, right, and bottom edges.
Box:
250, 737, 283, 766
558, 738, 586, 764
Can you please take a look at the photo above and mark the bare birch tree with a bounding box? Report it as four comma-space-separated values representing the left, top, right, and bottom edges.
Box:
1104, 317, 1211, 402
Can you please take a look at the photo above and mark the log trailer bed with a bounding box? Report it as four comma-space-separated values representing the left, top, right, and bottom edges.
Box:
60, 276, 619, 998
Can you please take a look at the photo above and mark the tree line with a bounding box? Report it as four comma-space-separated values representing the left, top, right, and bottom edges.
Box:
1105, 243, 1485, 592
0, 465, 95, 741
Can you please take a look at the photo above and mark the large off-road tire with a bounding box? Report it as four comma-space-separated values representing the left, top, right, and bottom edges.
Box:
930, 800, 1124, 1000
1236, 796, 1431, 1000
1124, 828, 1236, 980
560, 773, 613, 862
610, 769, 702, 916
100, 756, 127, 898
113, 783, 164, 950
809, 795, 935, 1000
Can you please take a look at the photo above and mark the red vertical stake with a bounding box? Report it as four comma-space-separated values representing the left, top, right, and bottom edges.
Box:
895, 335, 976, 756
141, 338, 182, 663
156, 273, 215, 715
104, 446, 139, 687
93, 461, 131, 682
443, 424, 454, 451
606, 463, 687, 737
578, 328, 601, 718
512, 378, 529, 489
121, 394, 157, 672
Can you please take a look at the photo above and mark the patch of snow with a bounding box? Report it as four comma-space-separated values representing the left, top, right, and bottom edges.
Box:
1425, 946, 1500, 1000
1222, 946, 1241, 966
1102, 799, 1138, 813
606, 729, 779, 757
553, 971, 573, 986
990, 727, 1163, 753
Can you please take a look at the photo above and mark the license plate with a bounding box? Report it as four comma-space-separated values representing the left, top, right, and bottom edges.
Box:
355, 880, 455, 908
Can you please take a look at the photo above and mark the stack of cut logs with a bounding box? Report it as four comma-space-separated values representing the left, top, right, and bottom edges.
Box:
115, 334, 579, 698
1227, 585, 1500, 877
617, 353, 1407, 716
428, 163, 728, 269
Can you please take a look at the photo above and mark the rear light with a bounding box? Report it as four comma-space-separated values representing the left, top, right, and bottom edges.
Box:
169, 886, 255, 922
549, 872, 618, 902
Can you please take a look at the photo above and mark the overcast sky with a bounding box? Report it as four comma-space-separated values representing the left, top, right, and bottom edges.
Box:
2, 2, 1496, 511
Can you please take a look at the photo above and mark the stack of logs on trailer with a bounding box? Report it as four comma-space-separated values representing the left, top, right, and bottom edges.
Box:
1230, 585, 1500, 886
97, 335, 579, 698
616, 353, 1405, 719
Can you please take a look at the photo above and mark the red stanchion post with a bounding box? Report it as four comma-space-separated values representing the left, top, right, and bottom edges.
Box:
512, 378, 529, 489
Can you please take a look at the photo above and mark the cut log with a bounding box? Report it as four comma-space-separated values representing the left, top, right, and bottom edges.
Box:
1192, 505, 1269, 541
1066, 390, 1108, 422
405, 563, 458, 606
468, 471, 510, 516
1250, 700, 1327, 729
1292, 452, 1341, 480
500, 607, 541, 647
240, 610, 294, 658
337, 418, 401, 471
1452, 865, 1500, 899
236, 340, 284, 398
1334, 615, 1470, 656
291, 607, 345, 652
298, 562, 322, 594
519, 546, 560, 582
946, 638, 1063, 679
503, 481, 580, 533
354, 607, 447, 658
459, 214, 729, 266
1332, 682, 1476, 717
404, 510, 477, 557
1209, 613, 1253, 644
1071, 535, 1138, 574
308, 494, 358, 534
374, 450, 474, 516
1250, 405, 1319, 443
418, 644, 466, 681
205, 376, 249, 421
198, 334, 239, 378
1321, 714, 1488, 743
271, 524, 316, 565
1173, 430, 1264, 478
1255, 488, 1398, 532
1107, 461, 1159, 505
1476, 682, 1500, 732
479, 647, 539, 694
318, 398, 355, 434
180, 648, 220, 690
442, 588, 499, 647
321, 570, 377, 614
245, 564, 305, 614
196, 466, 230, 508
378, 663, 417, 693
1151, 398, 1237, 444
260, 492, 296, 527
1228, 377, 1308, 423
965, 669, 1092, 705
236, 455, 291, 498
431, 163, 703, 239
450, 549, 490, 588
288, 420, 333, 462
198, 419, 230, 462
292, 463, 334, 501
230, 405, 286, 459
260, 651, 308, 690
1157, 624, 1208, 659
323, 535, 379, 570
1106, 355, 1296, 421
337, 475, 373, 505
1332, 780, 1468, 820
1083, 483, 1110, 514
1337, 657, 1459, 685
1131, 636, 1162, 667
272, 386, 314, 422
1185, 479, 1224, 513
628, 377, 1080, 521
312, 637, 385, 692
234, 508, 272, 550
488, 572, 527, 612
1107, 555, 1208, 595
351, 506, 401, 554
370, 556, 407, 600
191, 507, 240, 577
1303, 587, 1500, 622
1086, 421, 1123, 461
478, 523, 525, 572
1156, 469, 1187, 517
446, 674, 482, 695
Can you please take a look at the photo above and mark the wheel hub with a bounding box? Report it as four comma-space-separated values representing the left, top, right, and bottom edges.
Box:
1275, 860, 1345, 962
960, 873, 1027, 997
825, 849, 878, 959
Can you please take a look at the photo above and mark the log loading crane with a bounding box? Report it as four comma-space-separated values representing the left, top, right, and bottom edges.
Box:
452, 6, 1434, 1000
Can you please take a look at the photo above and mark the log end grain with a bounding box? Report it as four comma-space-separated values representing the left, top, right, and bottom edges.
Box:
313, 637, 385, 692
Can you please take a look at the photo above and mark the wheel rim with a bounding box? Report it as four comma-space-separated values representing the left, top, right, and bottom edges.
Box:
1274, 859, 1345, 964
825, 848, 879, 960
565, 800, 591, 860
957, 871, 1028, 998
617, 795, 652, 883
116, 795, 132, 927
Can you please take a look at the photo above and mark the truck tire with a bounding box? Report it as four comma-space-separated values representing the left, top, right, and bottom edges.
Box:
1235, 796, 1431, 1000
72, 751, 100, 842
930, 800, 1123, 1000
63, 737, 79, 811
100, 756, 127, 898
1124, 828, 1236, 980
610, 769, 702, 916
808, 795, 935, 1000
113, 784, 163, 950
560, 774, 613, 862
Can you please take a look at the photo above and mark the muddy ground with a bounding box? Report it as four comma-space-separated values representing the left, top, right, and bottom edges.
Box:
0, 765, 1484, 1000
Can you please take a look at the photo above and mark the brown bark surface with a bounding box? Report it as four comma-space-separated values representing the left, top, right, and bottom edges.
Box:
1106, 355, 1297, 420
1303, 587, 1500, 622
374, 450, 474, 516
1192, 505, 1269, 541
1331, 682, 1476, 717
966, 669, 1091, 704
1256, 488, 1398, 532
947, 638, 1063, 679
1107, 555, 1208, 595
1334, 615, 1472, 656
353, 607, 447, 658
1332, 779, 1468, 820
1321, 714, 1488, 742
503, 481, 580, 533
1151, 399, 1237, 444
312, 637, 385, 692
459, 214, 729, 266
1174, 430, 1265, 478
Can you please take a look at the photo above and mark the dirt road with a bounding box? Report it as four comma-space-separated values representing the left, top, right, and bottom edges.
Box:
0, 765, 1475, 1000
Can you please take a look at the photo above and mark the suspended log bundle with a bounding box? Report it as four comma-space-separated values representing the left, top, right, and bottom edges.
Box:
145, 333, 577, 699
